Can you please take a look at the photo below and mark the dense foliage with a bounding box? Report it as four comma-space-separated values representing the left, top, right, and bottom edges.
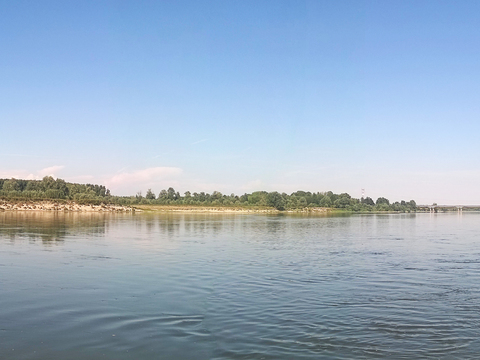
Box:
133, 188, 417, 212
0, 177, 417, 212
0, 177, 109, 204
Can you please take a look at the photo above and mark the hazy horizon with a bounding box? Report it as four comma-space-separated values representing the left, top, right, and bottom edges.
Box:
2, 1, 480, 205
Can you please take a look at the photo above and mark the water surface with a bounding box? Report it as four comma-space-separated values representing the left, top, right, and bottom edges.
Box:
1, 212, 480, 359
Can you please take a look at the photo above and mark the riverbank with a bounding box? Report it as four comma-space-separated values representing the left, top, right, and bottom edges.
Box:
0, 201, 333, 213
0, 200, 133, 212
0, 201, 424, 214
132, 204, 332, 213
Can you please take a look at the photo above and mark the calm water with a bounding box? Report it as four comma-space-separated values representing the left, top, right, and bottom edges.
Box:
1, 211, 480, 359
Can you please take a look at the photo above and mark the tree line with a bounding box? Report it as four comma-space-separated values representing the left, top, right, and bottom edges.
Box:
0, 177, 109, 203
0, 177, 417, 212
135, 187, 416, 212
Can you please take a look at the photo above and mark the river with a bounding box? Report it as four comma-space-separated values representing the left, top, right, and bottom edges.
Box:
1, 211, 479, 359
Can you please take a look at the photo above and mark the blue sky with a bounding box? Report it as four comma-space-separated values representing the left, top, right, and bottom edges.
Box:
1, 0, 480, 204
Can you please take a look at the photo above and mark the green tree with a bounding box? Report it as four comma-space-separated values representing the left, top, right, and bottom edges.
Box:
145, 189, 156, 200
55, 178, 69, 197
158, 189, 168, 200
361, 197, 375, 206
286, 196, 298, 209
167, 187, 176, 200
319, 195, 332, 207
266, 191, 285, 210
211, 191, 222, 201
298, 196, 307, 207
25, 180, 41, 191
376, 197, 390, 205
41, 176, 56, 191
2, 179, 20, 192
248, 191, 268, 206
376, 203, 390, 211
334, 197, 350, 208
339, 193, 351, 199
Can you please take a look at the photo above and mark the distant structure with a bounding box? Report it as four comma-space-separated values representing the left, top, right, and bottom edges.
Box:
429, 204, 463, 213
361, 188, 365, 199
417, 204, 478, 212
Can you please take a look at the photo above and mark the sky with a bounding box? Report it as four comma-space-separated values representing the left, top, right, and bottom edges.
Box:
1, 0, 480, 205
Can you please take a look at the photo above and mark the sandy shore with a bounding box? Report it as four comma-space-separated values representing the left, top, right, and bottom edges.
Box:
0, 200, 133, 212
133, 205, 331, 213
0, 201, 332, 214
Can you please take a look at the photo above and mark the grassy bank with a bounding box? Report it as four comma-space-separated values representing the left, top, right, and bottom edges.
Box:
132, 204, 332, 213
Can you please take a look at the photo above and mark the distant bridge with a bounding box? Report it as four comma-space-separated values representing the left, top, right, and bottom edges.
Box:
417, 205, 480, 213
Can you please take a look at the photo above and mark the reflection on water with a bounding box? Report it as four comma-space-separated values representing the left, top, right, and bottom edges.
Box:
1, 212, 480, 359
0, 211, 110, 245
0, 211, 345, 244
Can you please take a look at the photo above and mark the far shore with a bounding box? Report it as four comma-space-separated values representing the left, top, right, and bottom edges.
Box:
132, 204, 331, 213
1, 201, 438, 214
0, 200, 334, 214
0, 200, 133, 212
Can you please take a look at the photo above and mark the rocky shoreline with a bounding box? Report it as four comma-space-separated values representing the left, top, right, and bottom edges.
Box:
0, 200, 133, 212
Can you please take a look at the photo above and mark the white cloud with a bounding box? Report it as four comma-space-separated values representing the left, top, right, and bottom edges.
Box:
37, 165, 65, 178
0, 165, 64, 180
105, 167, 183, 195
65, 175, 96, 183
0, 170, 28, 179
241, 179, 264, 191
191, 138, 209, 145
